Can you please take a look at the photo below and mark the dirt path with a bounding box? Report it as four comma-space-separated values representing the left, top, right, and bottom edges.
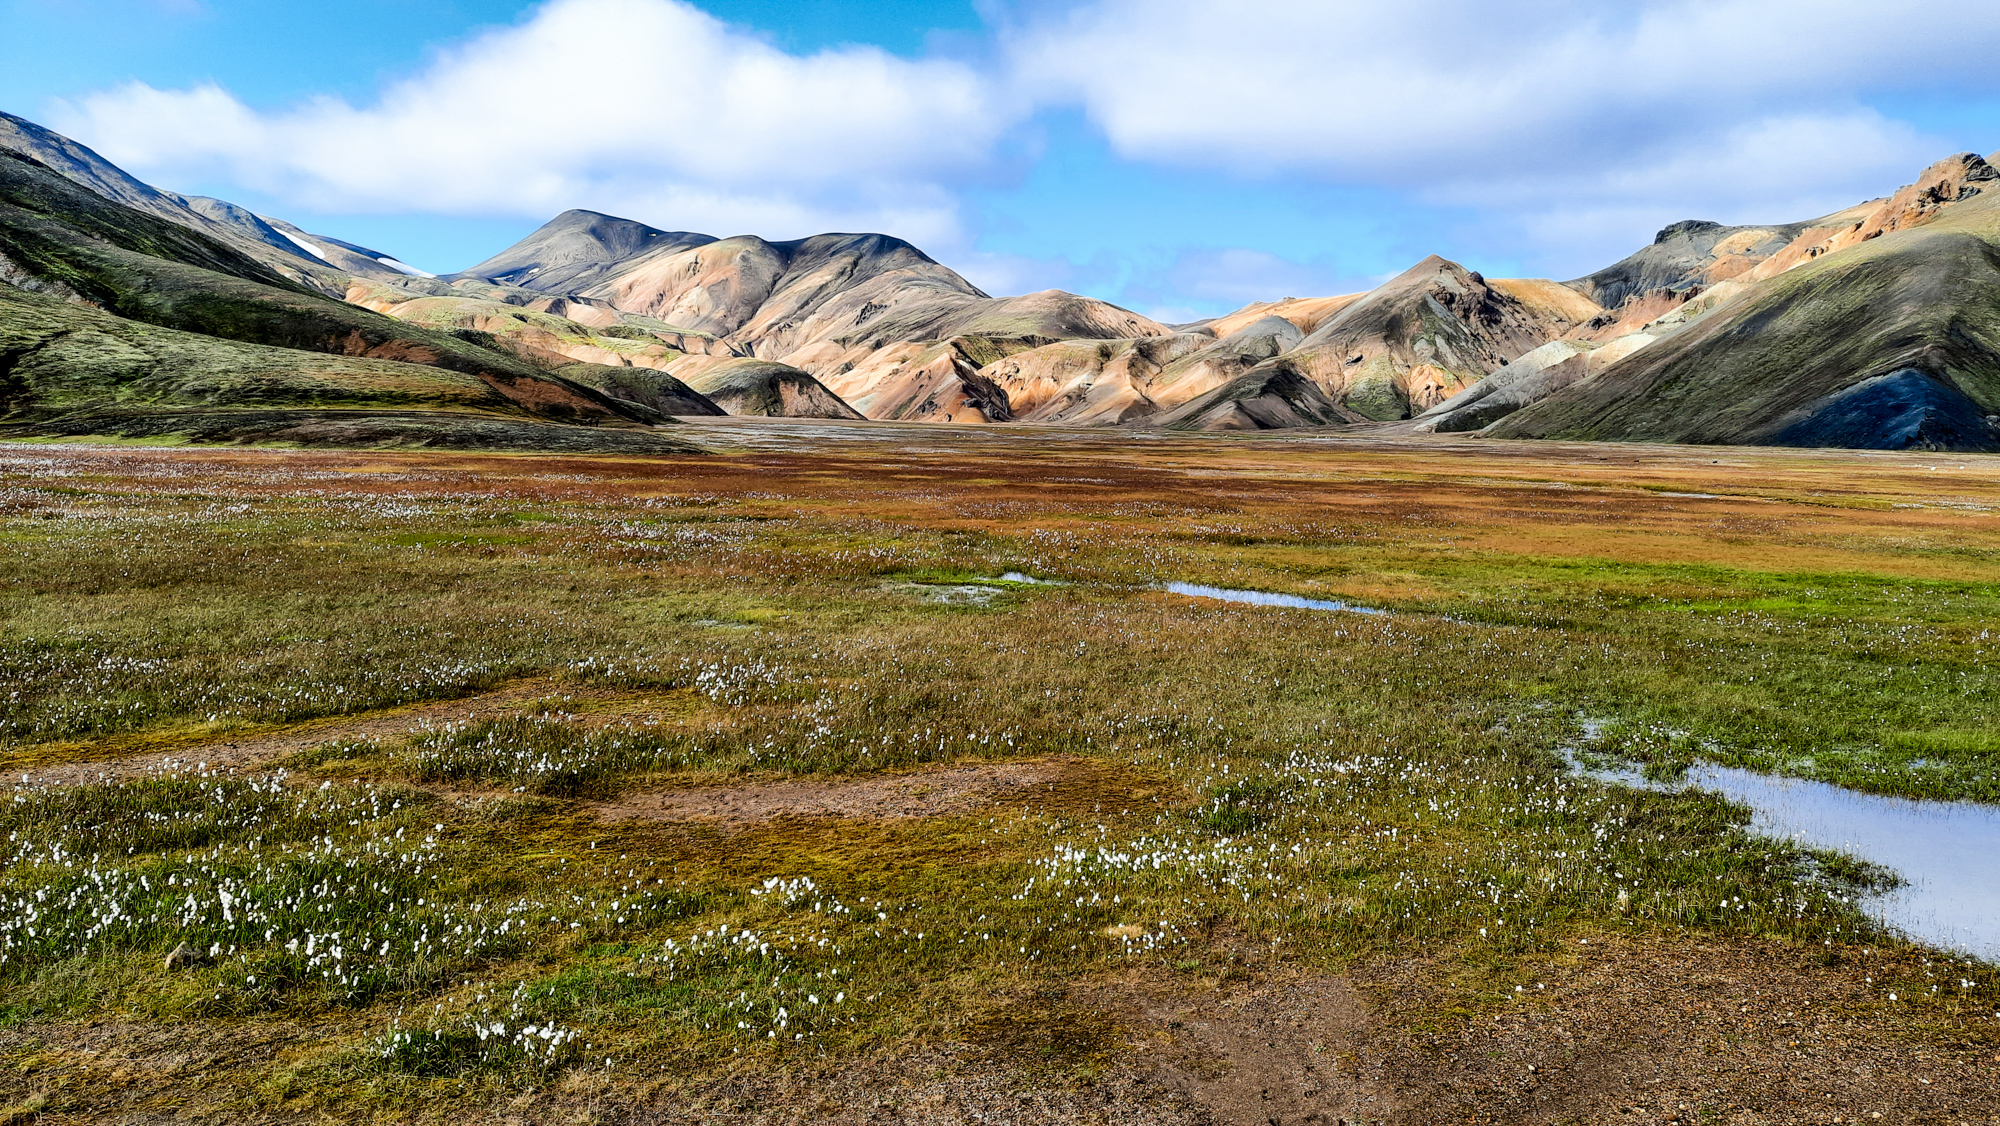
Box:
593, 760, 1067, 827
1120, 973, 1387, 1124
1358, 931, 2000, 1124
7, 679, 688, 789
8, 685, 1075, 831
10, 940, 1995, 1125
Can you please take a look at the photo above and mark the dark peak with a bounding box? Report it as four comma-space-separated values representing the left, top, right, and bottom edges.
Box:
448, 209, 717, 287
0, 145, 48, 171
550, 208, 714, 243
548, 208, 650, 229
1655, 220, 1723, 244
771, 231, 933, 265
1382, 254, 1473, 288
534, 209, 696, 253
1952, 152, 1999, 183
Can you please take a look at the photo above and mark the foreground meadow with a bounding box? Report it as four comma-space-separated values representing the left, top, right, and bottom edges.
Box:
1, 420, 1998, 1124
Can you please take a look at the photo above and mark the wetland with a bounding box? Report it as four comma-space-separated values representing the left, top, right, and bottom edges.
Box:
0, 421, 1997, 1124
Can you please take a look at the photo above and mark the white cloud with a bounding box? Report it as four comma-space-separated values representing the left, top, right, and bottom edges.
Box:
1496, 110, 1941, 274
51, 0, 1019, 246
950, 250, 1085, 298
1005, 0, 1992, 175
957, 244, 1386, 321
40, 0, 2000, 296
1154, 249, 1375, 308
1002, 0, 1992, 272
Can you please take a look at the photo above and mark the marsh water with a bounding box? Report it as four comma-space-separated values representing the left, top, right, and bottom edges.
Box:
1128, 581, 1994, 958
1576, 756, 2000, 961
1164, 582, 1388, 616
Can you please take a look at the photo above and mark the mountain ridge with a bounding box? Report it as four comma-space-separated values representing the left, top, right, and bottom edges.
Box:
0, 145, 712, 448
5, 108, 1997, 448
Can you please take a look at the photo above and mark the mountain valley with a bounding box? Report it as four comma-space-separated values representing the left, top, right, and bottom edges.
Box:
3, 109, 1998, 450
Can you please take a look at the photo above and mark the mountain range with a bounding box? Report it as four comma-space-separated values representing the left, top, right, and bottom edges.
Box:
2, 108, 1996, 451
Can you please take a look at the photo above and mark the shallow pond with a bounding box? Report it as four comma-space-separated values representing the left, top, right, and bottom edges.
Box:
1164, 582, 1387, 616
1578, 756, 2000, 961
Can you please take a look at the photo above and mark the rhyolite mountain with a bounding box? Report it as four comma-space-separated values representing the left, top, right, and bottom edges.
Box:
1485, 153, 2000, 449
4, 107, 1999, 450
0, 139, 711, 449
0, 111, 440, 294
450, 211, 1170, 422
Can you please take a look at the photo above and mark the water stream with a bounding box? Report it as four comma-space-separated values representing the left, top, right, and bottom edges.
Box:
1574, 755, 2000, 961
1055, 578, 1995, 956
1164, 582, 1388, 616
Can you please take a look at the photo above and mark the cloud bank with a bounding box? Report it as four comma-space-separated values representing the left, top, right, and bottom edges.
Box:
1007, 0, 1984, 268
48, 0, 2000, 299
54, 0, 1013, 247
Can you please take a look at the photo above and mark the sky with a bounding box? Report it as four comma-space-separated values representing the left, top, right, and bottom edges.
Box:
5, 0, 1999, 322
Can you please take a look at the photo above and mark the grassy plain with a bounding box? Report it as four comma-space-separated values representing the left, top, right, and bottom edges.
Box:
0, 420, 1997, 1124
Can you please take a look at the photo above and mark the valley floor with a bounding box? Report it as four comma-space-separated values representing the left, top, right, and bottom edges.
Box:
0, 424, 1997, 1124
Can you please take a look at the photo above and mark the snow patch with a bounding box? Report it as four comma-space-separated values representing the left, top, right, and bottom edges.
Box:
277, 229, 329, 262
374, 257, 436, 279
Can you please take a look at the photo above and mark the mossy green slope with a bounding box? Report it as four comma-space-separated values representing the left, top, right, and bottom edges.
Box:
679, 358, 863, 418
554, 364, 722, 417
0, 286, 702, 452
2, 285, 522, 414
0, 150, 689, 444
1492, 193, 2000, 449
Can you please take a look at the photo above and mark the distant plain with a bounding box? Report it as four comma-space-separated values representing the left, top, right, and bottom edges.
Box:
1, 422, 1997, 1123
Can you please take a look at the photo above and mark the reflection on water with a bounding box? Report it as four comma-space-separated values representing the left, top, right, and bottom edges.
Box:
1164, 582, 1388, 616
1575, 755, 2000, 961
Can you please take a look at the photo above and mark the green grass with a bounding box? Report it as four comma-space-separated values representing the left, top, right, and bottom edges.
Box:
1, 150, 679, 445
0, 440, 1995, 1117
1494, 189, 2000, 444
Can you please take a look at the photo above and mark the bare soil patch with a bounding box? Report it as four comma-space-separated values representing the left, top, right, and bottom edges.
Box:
7, 938, 1998, 1124
1359, 932, 2000, 1124
1109, 972, 1388, 1125
9, 679, 700, 789
0, 1017, 344, 1125
592, 759, 1067, 828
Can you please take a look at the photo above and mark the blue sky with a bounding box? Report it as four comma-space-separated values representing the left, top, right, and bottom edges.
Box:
5, 0, 1999, 319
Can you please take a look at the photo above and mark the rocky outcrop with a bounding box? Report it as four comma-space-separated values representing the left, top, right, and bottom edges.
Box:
0, 110, 417, 295
448, 209, 716, 294
784, 289, 1172, 423
669, 357, 864, 419
1491, 184, 2000, 450
1766, 369, 1998, 451
974, 333, 1211, 425
965, 315, 1323, 427
810, 336, 1014, 423
1567, 218, 1810, 313
1152, 362, 1360, 431
1740, 153, 2000, 284
554, 364, 723, 418
1276, 256, 1597, 419
1413, 340, 1594, 433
